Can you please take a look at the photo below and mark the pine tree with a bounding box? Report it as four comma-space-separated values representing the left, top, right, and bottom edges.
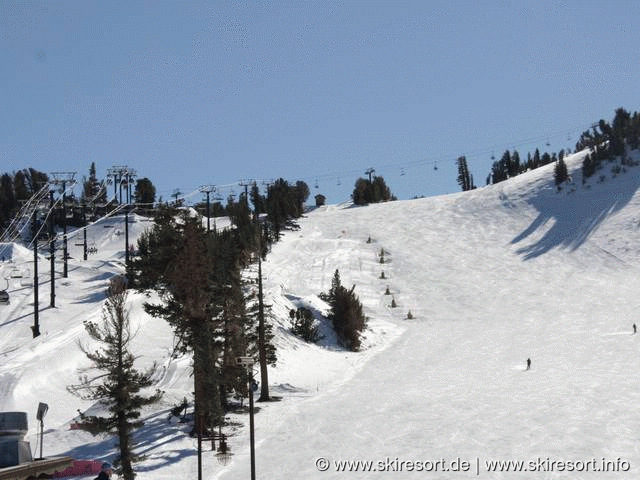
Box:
13, 171, 29, 202
322, 270, 367, 351
511, 150, 521, 176
134, 178, 156, 207
352, 176, 393, 205
290, 307, 321, 343
143, 216, 223, 435
582, 153, 596, 182
68, 278, 162, 480
0, 174, 15, 231
456, 156, 475, 191
533, 149, 541, 169
554, 157, 569, 187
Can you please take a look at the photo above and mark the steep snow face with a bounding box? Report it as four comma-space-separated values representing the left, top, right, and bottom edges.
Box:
3, 150, 640, 480
215, 151, 640, 479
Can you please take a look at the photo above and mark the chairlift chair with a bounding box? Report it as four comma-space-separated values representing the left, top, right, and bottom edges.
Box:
433, 161, 438, 171
10, 267, 22, 278
0, 279, 9, 305
20, 269, 33, 287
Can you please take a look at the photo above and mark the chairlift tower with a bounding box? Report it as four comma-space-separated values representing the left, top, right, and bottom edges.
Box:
171, 189, 182, 206
108, 166, 136, 267
365, 168, 375, 183
238, 180, 253, 208
123, 168, 136, 268
49, 172, 77, 279
48, 190, 55, 308
107, 165, 129, 204
199, 185, 216, 233
31, 208, 40, 337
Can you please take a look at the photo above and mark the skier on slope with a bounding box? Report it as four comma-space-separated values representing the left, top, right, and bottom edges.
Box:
526, 358, 531, 371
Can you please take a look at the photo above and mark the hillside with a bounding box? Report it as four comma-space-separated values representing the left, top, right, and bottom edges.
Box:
2, 149, 640, 479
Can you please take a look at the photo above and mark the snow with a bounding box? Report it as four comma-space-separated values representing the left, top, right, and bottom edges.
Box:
3, 151, 640, 478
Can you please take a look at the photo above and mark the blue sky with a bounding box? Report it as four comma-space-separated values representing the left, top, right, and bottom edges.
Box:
2, 0, 639, 204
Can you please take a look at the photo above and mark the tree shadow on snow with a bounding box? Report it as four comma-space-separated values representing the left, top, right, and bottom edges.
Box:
61, 408, 194, 472
511, 170, 640, 260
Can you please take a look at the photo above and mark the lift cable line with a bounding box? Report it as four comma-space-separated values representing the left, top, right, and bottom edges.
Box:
190, 121, 593, 196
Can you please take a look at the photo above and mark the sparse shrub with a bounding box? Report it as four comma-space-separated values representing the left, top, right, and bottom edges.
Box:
289, 307, 321, 343
391, 297, 397, 308
379, 271, 386, 279
384, 286, 391, 295
407, 311, 413, 319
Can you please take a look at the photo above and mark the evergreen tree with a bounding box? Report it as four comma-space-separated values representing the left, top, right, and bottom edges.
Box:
295, 180, 310, 215
510, 150, 521, 176
265, 178, 300, 238
489, 151, 511, 184
532, 148, 541, 169
13, 171, 29, 202
68, 278, 162, 480
289, 307, 321, 343
582, 153, 596, 181
456, 156, 475, 191
322, 269, 367, 351
0, 173, 16, 230
82, 162, 103, 202
250, 183, 266, 215
27, 168, 48, 194
554, 157, 569, 187
128, 206, 183, 289
351, 176, 393, 205
143, 216, 224, 434
134, 178, 156, 206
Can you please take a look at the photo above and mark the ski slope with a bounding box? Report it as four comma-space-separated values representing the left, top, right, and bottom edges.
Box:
2, 150, 640, 479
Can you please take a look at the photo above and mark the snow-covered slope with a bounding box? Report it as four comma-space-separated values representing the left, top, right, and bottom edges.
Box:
3, 150, 640, 479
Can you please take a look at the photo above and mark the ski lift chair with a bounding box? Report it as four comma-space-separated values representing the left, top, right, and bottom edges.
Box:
20, 269, 33, 287
9, 267, 22, 278
0, 279, 9, 305
0, 290, 9, 305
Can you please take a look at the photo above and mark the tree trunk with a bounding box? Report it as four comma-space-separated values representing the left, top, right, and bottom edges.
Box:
257, 255, 270, 401
193, 339, 207, 436
118, 411, 134, 480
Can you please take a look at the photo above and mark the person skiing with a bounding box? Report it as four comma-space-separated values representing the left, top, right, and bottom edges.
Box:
633, 324, 637, 335
526, 358, 531, 371
95, 462, 112, 480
